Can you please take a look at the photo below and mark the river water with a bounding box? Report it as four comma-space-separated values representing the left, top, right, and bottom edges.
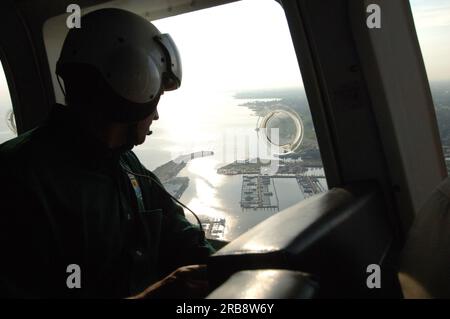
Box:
134, 90, 327, 240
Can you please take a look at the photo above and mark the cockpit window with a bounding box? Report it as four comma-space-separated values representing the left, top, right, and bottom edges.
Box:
0, 60, 16, 144
135, 0, 327, 240
410, 0, 450, 174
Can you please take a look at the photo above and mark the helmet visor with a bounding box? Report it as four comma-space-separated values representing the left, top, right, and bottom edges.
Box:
155, 34, 182, 91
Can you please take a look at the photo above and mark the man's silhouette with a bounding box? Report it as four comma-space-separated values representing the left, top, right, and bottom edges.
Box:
0, 8, 214, 298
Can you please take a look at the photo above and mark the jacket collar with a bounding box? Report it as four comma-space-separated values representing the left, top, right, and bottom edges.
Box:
46, 104, 129, 171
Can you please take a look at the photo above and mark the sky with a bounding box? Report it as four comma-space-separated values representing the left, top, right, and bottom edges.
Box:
1, 0, 450, 128
410, 0, 450, 82
149, 0, 450, 93
151, 0, 303, 93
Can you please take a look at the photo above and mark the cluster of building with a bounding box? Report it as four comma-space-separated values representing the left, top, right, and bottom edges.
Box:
217, 159, 311, 175
201, 216, 226, 240
296, 175, 326, 198
443, 145, 450, 175
239, 173, 326, 210
240, 175, 279, 210
163, 177, 189, 200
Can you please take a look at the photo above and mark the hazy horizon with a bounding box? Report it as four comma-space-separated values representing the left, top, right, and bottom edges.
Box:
410, 0, 450, 82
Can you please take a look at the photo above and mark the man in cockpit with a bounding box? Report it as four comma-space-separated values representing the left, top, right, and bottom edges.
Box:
0, 8, 215, 298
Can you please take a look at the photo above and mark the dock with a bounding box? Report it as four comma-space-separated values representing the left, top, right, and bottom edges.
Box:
239, 174, 327, 209
240, 175, 279, 210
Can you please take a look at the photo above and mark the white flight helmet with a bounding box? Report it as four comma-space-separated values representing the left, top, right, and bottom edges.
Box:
56, 8, 182, 120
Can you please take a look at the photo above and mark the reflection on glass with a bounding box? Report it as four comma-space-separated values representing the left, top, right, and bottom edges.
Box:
0, 62, 15, 144
6, 109, 16, 135
259, 108, 304, 154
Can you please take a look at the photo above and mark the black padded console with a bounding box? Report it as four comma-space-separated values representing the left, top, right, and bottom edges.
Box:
207, 269, 318, 299
208, 184, 400, 298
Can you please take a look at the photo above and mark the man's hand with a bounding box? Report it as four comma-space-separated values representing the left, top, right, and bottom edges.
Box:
129, 265, 210, 299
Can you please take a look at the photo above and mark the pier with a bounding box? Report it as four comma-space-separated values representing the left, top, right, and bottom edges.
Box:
239, 174, 326, 209
240, 175, 279, 210
296, 175, 326, 198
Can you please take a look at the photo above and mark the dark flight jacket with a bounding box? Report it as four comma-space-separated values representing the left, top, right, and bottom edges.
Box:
0, 105, 215, 298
